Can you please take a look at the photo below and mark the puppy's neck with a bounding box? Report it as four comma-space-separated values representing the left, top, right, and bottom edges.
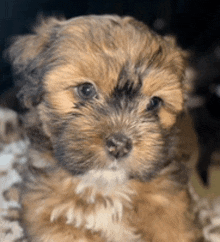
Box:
75, 167, 131, 203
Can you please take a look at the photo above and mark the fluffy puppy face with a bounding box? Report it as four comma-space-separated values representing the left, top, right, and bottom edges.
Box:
7, 15, 187, 181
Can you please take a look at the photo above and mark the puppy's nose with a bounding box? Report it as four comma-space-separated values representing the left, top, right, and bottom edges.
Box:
106, 133, 132, 159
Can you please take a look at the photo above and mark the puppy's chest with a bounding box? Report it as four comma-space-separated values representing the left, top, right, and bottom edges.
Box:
52, 170, 142, 242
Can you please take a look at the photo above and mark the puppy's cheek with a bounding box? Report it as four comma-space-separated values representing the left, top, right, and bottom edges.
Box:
47, 91, 75, 115
156, 88, 184, 129
38, 89, 77, 137
37, 104, 53, 138
131, 143, 163, 172
158, 108, 177, 129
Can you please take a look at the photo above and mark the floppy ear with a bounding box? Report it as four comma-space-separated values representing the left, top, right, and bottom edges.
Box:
164, 35, 191, 105
5, 17, 64, 109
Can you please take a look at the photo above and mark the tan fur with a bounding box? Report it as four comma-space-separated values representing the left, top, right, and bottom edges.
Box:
7, 15, 203, 242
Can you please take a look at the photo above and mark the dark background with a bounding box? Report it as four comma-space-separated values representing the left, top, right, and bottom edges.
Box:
1, 0, 220, 185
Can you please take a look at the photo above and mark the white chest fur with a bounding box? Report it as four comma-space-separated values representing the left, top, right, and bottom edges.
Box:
50, 169, 142, 242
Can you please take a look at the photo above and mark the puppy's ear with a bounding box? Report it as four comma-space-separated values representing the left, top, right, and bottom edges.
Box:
164, 35, 190, 65
164, 35, 191, 104
5, 16, 64, 108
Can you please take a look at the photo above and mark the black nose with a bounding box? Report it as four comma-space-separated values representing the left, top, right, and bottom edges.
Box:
106, 133, 132, 159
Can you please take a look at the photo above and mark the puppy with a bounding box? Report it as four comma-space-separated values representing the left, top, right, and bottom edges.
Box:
6, 15, 203, 242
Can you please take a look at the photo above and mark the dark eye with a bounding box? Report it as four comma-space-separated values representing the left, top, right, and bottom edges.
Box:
77, 83, 97, 100
146, 96, 162, 111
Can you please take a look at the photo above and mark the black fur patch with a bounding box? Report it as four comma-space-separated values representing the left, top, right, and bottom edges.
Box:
113, 66, 142, 100
26, 126, 53, 152
109, 65, 142, 112
54, 141, 91, 176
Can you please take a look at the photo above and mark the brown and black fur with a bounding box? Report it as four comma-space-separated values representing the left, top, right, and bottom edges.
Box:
6, 15, 203, 242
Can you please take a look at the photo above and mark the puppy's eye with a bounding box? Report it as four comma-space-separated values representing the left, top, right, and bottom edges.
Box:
146, 96, 162, 111
77, 83, 97, 100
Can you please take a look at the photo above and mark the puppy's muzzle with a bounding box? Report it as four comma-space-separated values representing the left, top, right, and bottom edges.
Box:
106, 133, 132, 159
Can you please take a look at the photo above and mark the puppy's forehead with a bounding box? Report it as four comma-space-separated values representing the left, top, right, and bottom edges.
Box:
45, 15, 186, 108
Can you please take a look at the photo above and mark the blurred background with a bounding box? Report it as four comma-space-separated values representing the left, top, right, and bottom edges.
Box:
1, 0, 220, 195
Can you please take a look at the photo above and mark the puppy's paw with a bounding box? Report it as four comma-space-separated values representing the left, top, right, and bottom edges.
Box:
0, 108, 23, 144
